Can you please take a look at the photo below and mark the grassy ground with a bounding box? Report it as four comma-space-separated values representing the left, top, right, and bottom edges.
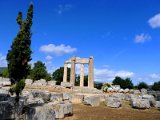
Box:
64, 101, 160, 120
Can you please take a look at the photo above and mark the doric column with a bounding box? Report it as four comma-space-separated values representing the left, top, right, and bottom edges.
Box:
80, 64, 84, 87
70, 56, 76, 85
88, 56, 94, 88
63, 63, 67, 82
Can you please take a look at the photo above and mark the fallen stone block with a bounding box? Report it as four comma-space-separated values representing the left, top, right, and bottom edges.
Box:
106, 97, 121, 108
83, 95, 100, 107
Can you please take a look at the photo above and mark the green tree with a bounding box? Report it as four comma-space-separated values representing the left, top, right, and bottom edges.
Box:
94, 82, 103, 89
2, 68, 9, 78
52, 67, 71, 85
6, 4, 33, 100
152, 81, 160, 91
112, 76, 133, 89
31, 61, 48, 81
137, 82, 148, 89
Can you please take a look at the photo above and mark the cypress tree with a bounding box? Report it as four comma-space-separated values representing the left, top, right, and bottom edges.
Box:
7, 4, 33, 99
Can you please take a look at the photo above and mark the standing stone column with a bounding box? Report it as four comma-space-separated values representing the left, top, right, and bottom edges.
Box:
63, 63, 67, 82
70, 56, 76, 85
80, 64, 84, 87
88, 56, 94, 88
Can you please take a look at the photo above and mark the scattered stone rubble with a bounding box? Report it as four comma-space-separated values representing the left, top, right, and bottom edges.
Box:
0, 78, 160, 120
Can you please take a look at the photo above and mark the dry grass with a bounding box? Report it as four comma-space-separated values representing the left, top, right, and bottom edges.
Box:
64, 102, 160, 120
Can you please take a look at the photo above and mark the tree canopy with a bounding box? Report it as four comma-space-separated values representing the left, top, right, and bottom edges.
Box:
112, 76, 134, 89
31, 61, 48, 81
152, 81, 160, 91
137, 82, 148, 89
6, 4, 33, 98
52, 67, 71, 85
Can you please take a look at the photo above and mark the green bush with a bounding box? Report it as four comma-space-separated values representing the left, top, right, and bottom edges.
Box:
102, 83, 111, 92
137, 82, 148, 89
112, 76, 133, 89
152, 81, 160, 91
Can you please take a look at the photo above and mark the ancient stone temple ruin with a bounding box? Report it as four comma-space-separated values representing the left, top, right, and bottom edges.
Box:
63, 56, 94, 88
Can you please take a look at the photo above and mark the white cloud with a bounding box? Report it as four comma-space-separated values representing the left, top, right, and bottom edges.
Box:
148, 13, 160, 28
0, 53, 7, 67
94, 68, 134, 83
134, 33, 151, 43
55, 4, 72, 15
45, 61, 56, 74
45, 55, 53, 60
40, 44, 77, 56
149, 73, 160, 80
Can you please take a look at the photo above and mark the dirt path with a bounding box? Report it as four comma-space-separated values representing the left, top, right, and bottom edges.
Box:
64, 102, 160, 120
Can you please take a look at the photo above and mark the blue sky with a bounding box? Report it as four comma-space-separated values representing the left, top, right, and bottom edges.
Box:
0, 0, 160, 85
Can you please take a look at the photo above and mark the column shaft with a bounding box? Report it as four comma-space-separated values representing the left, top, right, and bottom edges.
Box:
70, 56, 76, 85
88, 57, 94, 88
63, 63, 67, 82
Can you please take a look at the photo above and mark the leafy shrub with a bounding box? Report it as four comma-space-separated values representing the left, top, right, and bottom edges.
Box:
112, 76, 133, 89
102, 83, 111, 92
137, 82, 148, 89
152, 81, 160, 91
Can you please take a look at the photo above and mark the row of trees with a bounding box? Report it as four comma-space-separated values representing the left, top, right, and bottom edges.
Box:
112, 76, 160, 91
1, 65, 160, 91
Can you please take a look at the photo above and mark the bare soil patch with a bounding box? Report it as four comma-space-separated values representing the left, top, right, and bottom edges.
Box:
64, 102, 160, 120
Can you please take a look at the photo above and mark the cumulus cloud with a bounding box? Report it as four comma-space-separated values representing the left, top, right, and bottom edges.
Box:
45, 61, 56, 73
134, 33, 151, 43
94, 68, 134, 83
0, 53, 7, 67
148, 13, 160, 28
45, 55, 53, 60
55, 4, 72, 15
40, 44, 77, 56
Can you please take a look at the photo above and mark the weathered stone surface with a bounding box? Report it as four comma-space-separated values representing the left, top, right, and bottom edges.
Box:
25, 79, 33, 85
154, 101, 160, 108
106, 97, 121, 108
31, 90, 51, 102
0, 93, 10, 101
142, 95, 156, 106
131, 98, 150, 109
61, 82, 73, 88
124, 93, 131, 101
133, 90, 141, 95
118, 89, 124, 93
74, 87, 102, 94
51, 101, 73, 119
0, 88, 9, 94
25, 104, 55, 120
0, 97, 25, 119
47, 81, 56, 86
27, 97, 44, 105
50, 92, 63, 102
63, 92, 72, 101
72, 93, 84, 103
112, 86, 120, 92
0, 77, 11, 86
107, 87, 113, 92
32, 79, 47, 86
110, 93, 125, 101
83, 95, 100, 106
124, 88, 129, 93
141, 88, 147, 95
